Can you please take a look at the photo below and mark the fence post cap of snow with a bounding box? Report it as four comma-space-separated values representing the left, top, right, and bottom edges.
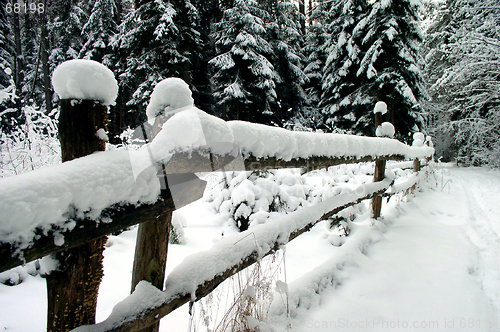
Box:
373, 101, 388, 115
146, 77, 194, 125
52, 59, 118, 106
412, 132, 425, 147
376, 122, 395, 138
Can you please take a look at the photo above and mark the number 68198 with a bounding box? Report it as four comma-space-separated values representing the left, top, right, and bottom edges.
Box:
6, 1, 45, 15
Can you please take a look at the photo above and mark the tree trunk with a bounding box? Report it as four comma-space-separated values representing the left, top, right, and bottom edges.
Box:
41, 18, 52, 112
299, 0, 306, 36
46, 99, 108, 332
130, 116, 174, 332
11, 11, 23, 91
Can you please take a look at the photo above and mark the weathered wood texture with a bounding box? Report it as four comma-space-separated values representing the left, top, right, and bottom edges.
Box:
371, 159, 387, 219
47, 99, 108, 332
371, 111, 387, 219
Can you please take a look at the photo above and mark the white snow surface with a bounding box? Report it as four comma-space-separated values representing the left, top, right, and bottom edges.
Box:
51, 59, 118, 106
0, 109, 433, 252
145, 78, 194, 125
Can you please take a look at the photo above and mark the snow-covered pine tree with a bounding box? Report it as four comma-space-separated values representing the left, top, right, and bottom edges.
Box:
111, 0, 201, 131
266, 0, 308, 125
302, 1, 329, 111
20, 10, 45, 106
0, 4, 20, 135
209, 0, 280, 124
79, 0, 118, 64
355, 0, 428, 140
0, 3, 13, 91
320, 0, 369, 134
189, 0, 222, 115
48, 0, 89, 72
425, 0, 500, 166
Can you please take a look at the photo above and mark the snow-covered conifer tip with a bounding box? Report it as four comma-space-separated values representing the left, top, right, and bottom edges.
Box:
146, 77, 194, 125
52, 59, 118, 106
373, 101, 388, 115
376, 122, 395, 138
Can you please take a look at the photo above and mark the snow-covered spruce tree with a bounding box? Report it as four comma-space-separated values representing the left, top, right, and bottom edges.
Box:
355, 0, 428, 139
266, 0, 308, 125
79, 0, 118, 64
111, 0, 202, 130
0, 3, 13, 91
320, 0, 370, 134
47, 1, 89, 73
302, 2, 329, 108
189, 0, 223, 115
0, 4, 20, 135
287, 2, 330, 131
209, 0, 280, 124
20, 11, 45, 106
425, 0, 500, 166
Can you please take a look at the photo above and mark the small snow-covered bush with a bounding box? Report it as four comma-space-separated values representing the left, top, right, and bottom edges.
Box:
205, 163, 375, 232
205, 169, 312, 231
0, 104, 60, 177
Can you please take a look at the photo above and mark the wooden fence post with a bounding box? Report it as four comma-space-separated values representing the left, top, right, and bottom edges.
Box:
130, 117, 174, 332
46, 99, 108, 331
372, 103, 386, 219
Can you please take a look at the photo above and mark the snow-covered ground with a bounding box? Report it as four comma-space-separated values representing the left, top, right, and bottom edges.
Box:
0, 165, 499, 331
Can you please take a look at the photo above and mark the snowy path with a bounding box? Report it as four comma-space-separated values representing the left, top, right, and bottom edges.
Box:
268, 167, 500, 332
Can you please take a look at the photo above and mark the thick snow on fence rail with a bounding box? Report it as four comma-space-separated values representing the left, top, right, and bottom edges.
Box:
0, 108, 433, 255
72, 178, 393, 332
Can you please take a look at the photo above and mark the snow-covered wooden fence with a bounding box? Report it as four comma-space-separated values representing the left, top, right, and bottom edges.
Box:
0, 62, 434, 332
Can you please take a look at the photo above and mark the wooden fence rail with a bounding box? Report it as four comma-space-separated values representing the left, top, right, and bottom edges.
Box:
0, 152, 408, 273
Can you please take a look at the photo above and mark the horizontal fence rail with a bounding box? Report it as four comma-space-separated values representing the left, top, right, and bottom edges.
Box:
0, 111, 432, 274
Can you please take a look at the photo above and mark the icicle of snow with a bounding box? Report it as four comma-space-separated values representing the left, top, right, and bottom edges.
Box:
51, 59, 118, 106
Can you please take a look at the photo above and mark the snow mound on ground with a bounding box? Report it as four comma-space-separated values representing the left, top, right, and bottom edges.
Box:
52, 59, 118, 106
146, 78, 194, 125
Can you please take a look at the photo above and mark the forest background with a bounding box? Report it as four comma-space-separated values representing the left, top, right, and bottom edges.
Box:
1, 0, 499, 176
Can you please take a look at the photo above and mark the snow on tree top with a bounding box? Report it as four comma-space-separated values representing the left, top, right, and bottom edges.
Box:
373, 101, 388, 114
51, 59, 118, 106
146, 78, 194, 125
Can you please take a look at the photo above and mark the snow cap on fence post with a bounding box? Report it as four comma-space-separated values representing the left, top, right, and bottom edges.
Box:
376, 122, 395, 138
52, 59, 118, 106
373, 101, 388, 115
146, 77, 194, 125
412, 132, 425, 147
